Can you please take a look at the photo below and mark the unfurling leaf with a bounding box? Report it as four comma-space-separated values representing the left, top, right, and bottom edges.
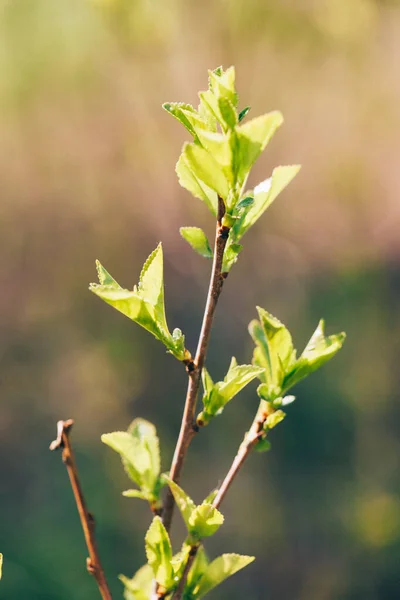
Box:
282, 320, 346, 393
254, 437, 272, 453
222, 239, 243, 273
249, 307, 346, 400
232, 165, 301, 241
145, 517, 174, 588
180, 227, 213, 259
188, 504, 224, 539
102, 419, 163, 508
238, 106, 251, 122
198, 360, 263, 424
90, 244, 186, 360
196, 554, 255, 598
120, 564, 153, 600
265, 409, 286, 429
162, 476, 196, 530
163, 477, 224, 540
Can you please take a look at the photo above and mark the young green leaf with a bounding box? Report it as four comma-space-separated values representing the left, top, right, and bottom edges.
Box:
249, 307, 296, 400
199, 360, 263, 423
238, 106, 251, 122
90, 244, 186, 360
184, 546, 209, 597
236, 196, 254, 210
233, 165, 301, 241
162, 476, 196, 530
176, 152, 218, 216
188, 503, 224, 539
180, 227, 213, 259
250, 308, 346, 400
283, 320, 346, 393
265, 409, 286, 429
218, 97, 238, 130
196, 554, 255, 598
182, 142, 230, 201
120, 564, 153, 600
222, 239, 243, 273
232, 112, 283, 185
162, 102, 207, 143
102, 419, 162, 504
163, 477, 224, 539
145, 517, 174, 589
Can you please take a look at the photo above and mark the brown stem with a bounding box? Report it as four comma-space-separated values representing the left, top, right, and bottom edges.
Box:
162, 197, 229, 533
213, 400, 268, 509
171, 401, 270, 598
50, 419, 112, 600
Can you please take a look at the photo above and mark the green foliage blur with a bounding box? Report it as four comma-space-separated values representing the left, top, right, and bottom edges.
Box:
1, 1, 400, 599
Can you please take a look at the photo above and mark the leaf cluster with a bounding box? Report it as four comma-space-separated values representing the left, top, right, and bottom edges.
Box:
102, 418, 165, 511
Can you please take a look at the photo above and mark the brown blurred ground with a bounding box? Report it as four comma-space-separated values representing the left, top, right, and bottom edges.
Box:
1, 1, 400, 599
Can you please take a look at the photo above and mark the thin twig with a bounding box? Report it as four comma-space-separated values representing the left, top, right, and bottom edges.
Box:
171, 401, 270, 599
50, 419, 112, 600
213, 400, 268, 509
162, 197, 230, 533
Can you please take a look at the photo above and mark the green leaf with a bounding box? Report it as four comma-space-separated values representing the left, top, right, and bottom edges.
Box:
0, 553, 2, 580
90, 245, 186, 360
163, 476, 196, 530
236, 196, 254, 210
194, 130, 234, 183
120, 564, 153, 600
218, 97, 238, 130
171, 543, 192, 581
122, 489, 152, 500
265, 409, 286, 429
222, 239, 242, 273
145, 517, 174, 588
188, 503, 224, 539
102, 419, 161, 501
176, 152, 218, 216
238, 106, 251, 122
249, 307, 296, 399
283, 320, 346, 392
196, 554, 255, 598
95, 260, 120, 287
254, 437, 271, 453
232, 112, 283, 185
233, 165, 301, 241
250, 308, 346, 399
200, 359, 263, 421
185, 546, 209, 597
162, 102, 208, 142
208, 66, 237, 107
180, 227, 213, 259
182, 142, 230, 200
201, 367, 214, 399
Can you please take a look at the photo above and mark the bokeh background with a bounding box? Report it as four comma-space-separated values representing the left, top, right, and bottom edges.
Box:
1, 0, 400, 598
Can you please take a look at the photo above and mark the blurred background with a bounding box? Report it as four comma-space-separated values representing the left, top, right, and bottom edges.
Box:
1, 0, 400, 598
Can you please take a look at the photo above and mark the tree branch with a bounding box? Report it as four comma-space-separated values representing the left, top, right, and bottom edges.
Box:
50, 419, 112, 600
171, 400, 270, 599
162, 197, 229, 533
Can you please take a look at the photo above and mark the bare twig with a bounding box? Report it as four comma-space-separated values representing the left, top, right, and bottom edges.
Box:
213, 400, 269, 509
171, 401, 270, 599
162, 197, 230, 533
50, 419, 112, 600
